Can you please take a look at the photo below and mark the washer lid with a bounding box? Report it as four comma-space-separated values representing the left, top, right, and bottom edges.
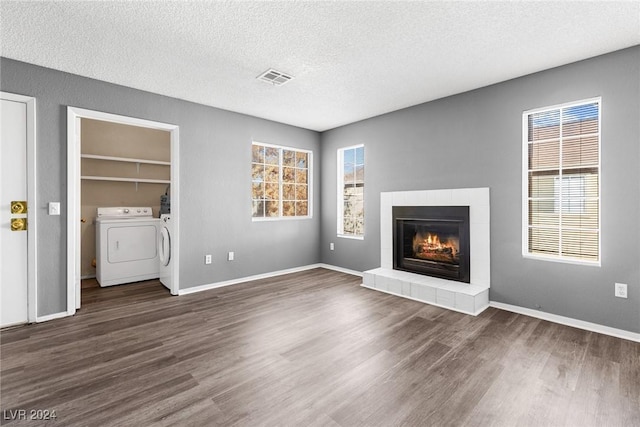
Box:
96, 217, 160, 225
97, 207, 153, 218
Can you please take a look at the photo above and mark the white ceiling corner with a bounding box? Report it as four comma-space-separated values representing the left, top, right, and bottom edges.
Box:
1, 1, 638, 132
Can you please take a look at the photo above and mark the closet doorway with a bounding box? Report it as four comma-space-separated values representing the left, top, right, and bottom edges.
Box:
66, 107, 180, 315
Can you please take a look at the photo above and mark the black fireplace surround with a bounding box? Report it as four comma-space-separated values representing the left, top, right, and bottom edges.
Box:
393, 206, 470, 283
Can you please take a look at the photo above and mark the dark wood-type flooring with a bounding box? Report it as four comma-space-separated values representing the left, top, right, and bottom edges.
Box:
1, 268, 639, 426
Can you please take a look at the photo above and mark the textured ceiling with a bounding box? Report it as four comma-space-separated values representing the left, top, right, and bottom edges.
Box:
1, 1, 639, 131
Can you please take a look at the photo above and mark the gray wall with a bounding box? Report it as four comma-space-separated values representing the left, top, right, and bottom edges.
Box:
0, 58, 321, 316
320, 47, 640, 333
3, 46, 639, 334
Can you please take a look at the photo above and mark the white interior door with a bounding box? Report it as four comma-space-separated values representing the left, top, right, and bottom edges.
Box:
1, 98, 29, 327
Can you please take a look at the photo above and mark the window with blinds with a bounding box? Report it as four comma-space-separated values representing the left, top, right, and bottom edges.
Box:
524, 99, 600, 264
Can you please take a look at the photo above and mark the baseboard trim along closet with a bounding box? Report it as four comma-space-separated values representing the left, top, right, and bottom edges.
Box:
490, 301, 640, 343
36, 311, 69, 323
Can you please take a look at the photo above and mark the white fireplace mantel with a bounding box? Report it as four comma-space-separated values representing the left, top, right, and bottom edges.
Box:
362, 188, 490, 315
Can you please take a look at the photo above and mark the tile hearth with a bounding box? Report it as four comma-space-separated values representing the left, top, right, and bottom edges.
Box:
362, 188, 490, 316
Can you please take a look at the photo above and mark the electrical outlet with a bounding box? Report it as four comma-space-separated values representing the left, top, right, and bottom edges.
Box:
205, 254, 212, 265
228, 251, 234, 261
330, 242, 335, 251
615, 283, 627, 299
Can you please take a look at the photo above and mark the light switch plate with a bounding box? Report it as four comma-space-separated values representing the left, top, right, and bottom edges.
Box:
48, 202, 60, 215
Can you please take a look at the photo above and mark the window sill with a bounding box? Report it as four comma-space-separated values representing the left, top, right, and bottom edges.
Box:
252, 216, 313, 222
337, 234, 364, 240
523, 253, 600, 267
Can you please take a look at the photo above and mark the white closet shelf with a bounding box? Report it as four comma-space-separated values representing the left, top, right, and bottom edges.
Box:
81, 154, 171, 166
81, 176, 171, 184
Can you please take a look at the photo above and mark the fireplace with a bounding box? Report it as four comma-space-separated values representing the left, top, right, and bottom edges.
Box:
364, 189, 489, 315
393, 206, 470, 283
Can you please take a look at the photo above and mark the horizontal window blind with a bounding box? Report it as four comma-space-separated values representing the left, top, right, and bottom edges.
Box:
525, 100, 600, 262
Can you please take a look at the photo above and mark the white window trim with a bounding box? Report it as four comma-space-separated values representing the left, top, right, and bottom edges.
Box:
521, 97, 601, 266
251, 141, 313, 221
337, 144, 365, 239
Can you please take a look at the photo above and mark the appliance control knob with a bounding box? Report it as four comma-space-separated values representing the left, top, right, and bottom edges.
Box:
137, 209, 141, 213
124, 209, 129, 213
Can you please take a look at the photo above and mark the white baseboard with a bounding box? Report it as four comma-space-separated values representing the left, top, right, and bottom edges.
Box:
490, 301, 640, 343
81, 274, 96, 280
36, 311, 70, 323
316, 263, 363, 277
178, 264, 321, 295
178, 263, 364, 296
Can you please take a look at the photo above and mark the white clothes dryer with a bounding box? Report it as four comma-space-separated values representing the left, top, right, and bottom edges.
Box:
96, 207, 161, 287
158, 214, 172, 290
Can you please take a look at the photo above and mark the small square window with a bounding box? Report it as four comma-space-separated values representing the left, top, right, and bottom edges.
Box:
252, 142, 312, 220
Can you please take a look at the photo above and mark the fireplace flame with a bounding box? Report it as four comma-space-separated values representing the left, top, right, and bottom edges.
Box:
412, 232, 459, 263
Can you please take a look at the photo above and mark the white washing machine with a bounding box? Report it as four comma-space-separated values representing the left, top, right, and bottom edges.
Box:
96, 207, 161, 287
158, 214, 172, 290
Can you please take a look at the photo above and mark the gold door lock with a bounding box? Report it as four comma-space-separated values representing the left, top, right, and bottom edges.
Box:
11, 201, 27, 214
11, 218, 27, 231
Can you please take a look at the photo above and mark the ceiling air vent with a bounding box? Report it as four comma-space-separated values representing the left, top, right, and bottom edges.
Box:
257, 68, 294, 86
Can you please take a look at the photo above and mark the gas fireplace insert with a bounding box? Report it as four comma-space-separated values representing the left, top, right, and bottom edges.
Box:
393, 206, 470, 283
